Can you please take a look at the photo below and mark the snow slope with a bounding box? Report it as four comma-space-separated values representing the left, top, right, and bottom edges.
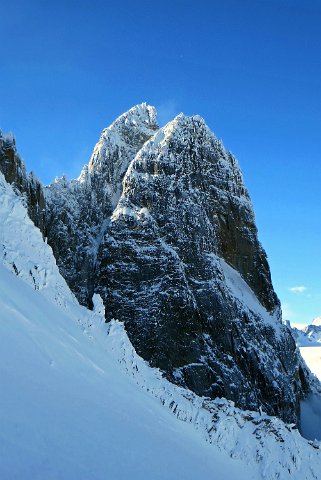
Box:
2, 255, 321, 480
0, 172, 75, 310
1, 263, 256, 480
1, 171, 321, 479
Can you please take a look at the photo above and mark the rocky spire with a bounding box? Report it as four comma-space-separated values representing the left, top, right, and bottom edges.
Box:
96, 112, 307, 422
79, 102, 158, 207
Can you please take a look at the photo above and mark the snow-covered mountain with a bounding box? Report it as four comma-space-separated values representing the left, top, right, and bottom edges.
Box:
0, 104, 319, 428
290, 320, 321, 347
1, 170, 321, 479
95, 111, 306, 423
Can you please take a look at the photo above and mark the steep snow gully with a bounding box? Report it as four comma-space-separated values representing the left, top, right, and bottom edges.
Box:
1, 104, 321, 479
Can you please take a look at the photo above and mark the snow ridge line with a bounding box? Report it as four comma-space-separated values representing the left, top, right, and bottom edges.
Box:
106, 320, 321, 480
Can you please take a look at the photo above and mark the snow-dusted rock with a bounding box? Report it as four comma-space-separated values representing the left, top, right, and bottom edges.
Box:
0, 130, 45, 232
96, 112, 310, 422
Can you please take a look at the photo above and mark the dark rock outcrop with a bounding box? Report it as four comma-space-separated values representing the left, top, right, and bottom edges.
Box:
0, 131, 45, 232
95, 113, 307, 422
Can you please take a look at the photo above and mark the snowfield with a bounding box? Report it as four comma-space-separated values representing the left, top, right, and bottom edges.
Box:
1, 172, 321, 479
0, 263, 254, 480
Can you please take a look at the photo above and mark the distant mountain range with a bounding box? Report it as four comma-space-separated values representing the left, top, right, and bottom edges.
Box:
290, 317, 321, 347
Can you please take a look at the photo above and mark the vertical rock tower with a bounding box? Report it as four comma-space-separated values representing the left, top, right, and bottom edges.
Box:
95, 111, 307, 421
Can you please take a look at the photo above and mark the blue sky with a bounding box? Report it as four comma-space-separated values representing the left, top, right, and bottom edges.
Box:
1, 0, 320, 324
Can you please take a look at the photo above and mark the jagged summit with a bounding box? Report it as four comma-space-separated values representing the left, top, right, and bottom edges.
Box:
108, 102, 157, 130
87, 102, 158, 174
136, 111, 249, 200
111, 102, 157, 131
76, 103, 158, 209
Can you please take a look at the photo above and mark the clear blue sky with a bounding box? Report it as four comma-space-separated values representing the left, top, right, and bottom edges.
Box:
1, 0, 320, 324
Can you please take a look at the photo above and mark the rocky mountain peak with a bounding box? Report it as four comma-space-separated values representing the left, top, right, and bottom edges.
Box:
93, 109, 307, 422
134, 111, 251, 205
121, 112, 275, 312
87, 102, 158, 171
0, 105, 315, 425
76, 103, 158, 208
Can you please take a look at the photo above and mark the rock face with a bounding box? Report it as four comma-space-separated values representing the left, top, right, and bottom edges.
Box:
0, 104, 313, 423
0, 131, 45, 232
96, 113, 308, 421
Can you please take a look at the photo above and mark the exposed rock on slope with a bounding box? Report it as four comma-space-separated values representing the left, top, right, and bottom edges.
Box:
0, 131, 45, 232
0, 105, 315, 424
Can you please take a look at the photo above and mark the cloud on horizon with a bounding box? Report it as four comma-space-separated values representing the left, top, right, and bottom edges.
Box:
288, 285, 307, 294
291, 322, 308, 330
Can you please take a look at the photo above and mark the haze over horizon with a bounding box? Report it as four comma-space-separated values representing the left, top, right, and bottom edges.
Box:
0, 0, 320, 324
